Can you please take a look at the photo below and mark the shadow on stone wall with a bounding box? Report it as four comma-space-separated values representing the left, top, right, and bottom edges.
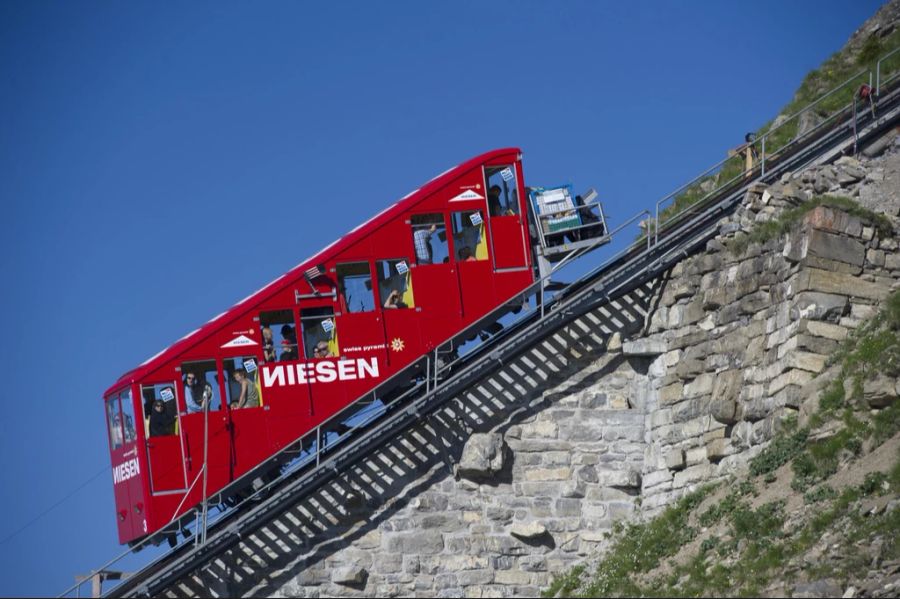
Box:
164, 280, 659, 598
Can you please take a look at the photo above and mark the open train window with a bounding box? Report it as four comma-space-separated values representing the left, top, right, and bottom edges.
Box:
180, 360, 221, 413
337, 262, 375, 313
300, 306, 340, 359
141, 383, 179, 438
223, 356, 263, 409
377, 258, 415, 309
410, 213, 449, 265
485, 165, 520, 216
451, 210, 488, 261
260, 309, 299, 363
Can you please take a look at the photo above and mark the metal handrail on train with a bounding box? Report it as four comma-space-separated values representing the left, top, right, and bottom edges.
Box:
61, 48, 900, 599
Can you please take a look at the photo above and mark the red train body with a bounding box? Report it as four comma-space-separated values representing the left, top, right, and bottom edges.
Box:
103, 148, 537, 545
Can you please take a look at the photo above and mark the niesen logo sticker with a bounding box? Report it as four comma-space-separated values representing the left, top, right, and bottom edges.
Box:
391, 338, 405, 352
449, 189, 485, 202
113, 458, 140, 485
261, 358, 380, 388
222, 335, 258, 348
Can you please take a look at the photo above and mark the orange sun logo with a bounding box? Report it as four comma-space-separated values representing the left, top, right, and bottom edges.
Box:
391, 338, 405, 352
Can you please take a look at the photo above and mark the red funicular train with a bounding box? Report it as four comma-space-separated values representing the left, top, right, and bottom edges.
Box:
103, 148, 606, 546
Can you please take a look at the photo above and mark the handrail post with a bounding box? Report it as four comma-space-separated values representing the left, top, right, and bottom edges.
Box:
761, 136, 766, 178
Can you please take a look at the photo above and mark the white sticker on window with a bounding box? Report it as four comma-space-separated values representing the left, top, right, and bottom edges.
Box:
469, 212, 483, 226
395, 261, 409, 275
321, 319, 335, 333
243, 359, 257, 373
500, 167, 514, 182
160, 388, 174, 401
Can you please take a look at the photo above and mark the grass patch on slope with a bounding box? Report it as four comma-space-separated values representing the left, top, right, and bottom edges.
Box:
544, 289, 900, 597
649, 28, 900, 240
726, 194, 892, 256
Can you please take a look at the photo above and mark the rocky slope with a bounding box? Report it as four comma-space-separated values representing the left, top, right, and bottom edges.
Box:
544, 130, 900, 598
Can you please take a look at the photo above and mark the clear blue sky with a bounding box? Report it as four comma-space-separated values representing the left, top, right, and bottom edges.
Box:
0, 1, 886, 595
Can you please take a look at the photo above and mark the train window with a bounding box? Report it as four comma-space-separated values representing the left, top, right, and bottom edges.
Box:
377, 259, 415, 309
141, 383, 178, 438
106, 395, 123, 450
410, 213, 449, 265
300, 306, 340, 359
337, 262, 375, 313
451, 210, 488, 261
223, 356, 263, 409
260, 309, 299, 362
181, 360, 221, 413
485, 165, 520, 216
120, 389, 137, 444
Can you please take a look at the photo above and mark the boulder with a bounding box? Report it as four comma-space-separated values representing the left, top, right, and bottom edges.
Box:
457, 433, 506, 480
332, 566, 368, 586
806, 229, 865, 267
509, 521, 547, 540
863, 375, 899, 409
792, 579, 842, 598
622, 339, 667, 357
790, 291, 849, 321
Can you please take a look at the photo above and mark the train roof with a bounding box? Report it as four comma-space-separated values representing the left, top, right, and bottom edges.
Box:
106, 147, 522, 395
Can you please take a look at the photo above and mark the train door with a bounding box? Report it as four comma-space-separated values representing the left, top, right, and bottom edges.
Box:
258, 309, 312, 454
334, 261, 389, 405
141, 381, 188, 494
485, 164, 529, 270
221, 354, 271, 478
375, 257, 423, 366
409, 212, 462, 349
452, 209, 496, 320
301, 304, 350, 426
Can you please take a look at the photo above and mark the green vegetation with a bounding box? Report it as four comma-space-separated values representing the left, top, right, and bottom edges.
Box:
650, 28, 900, 239
545, 460, 900, 598
727, 194, 892, 256
541, 487, 713, 598
544, 287, 900, 597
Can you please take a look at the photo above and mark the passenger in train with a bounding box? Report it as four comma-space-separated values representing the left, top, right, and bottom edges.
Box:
231, 369, 260, 409
488, 185, 515, 216
183, 372, 207, 413
383, 289, 408, 309
313, 341, 334, 358
262, 326, 276, 363
413, 223, 438, 264
488, 185, 504, 216
279, 325, 298, 361
457, 247, 477, 262
149, 398, 176, 437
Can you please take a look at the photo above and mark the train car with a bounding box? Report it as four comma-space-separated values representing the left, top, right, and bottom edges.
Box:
103, 148, 561, 545
103, 148, 611, 546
